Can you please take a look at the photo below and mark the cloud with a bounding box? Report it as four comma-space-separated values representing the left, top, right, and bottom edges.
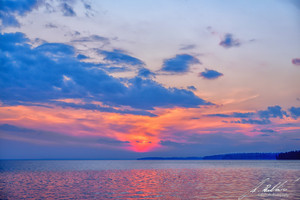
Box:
207, 106, 290, 120
187, 86, 196, 91
231, 119, 271, 125
258, 105, 288, 119
45, 23, 58, 28
83, 2, 92, 10
259, 129, 276, 133
97, 138, 130, 145
292, 58, 300, 66
0, 32, 211, 114
179, 44, 196, 51
98, 49, 144, 66
54, 101, 157, 117
289, 106, 300, 119
137, 68, 155, 78
0, 124, 130, 147
219, 33, 240, 48
252, 129, 276, 133
106, 77, 212, 110
208, 105, 299, 125
60, 2, 76, 16
207, 114, 231, 118
0, 0, 95, 27
103, 66, 133, 73
81, 0, 95, 17
161, 54, 200, 73
159, 140, 185, 147
71, 35, 110, 45
206, 112, 254, 118
231, 112, 255, 118
199, 68, 223, 79
76, 54, 89, 60
0, 0, 39, 28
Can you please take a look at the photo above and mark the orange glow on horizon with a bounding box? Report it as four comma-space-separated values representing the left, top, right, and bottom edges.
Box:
1, 103, 298, 153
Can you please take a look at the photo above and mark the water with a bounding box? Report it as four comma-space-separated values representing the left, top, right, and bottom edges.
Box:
0, 160, 299, 199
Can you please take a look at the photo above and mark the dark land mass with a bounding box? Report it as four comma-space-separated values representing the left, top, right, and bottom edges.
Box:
137, 157, 203, 160
276, 150, 300, 160
138, 150, 300, 160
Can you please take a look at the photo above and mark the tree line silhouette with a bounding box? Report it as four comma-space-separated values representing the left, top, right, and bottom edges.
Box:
276, 150, 300, 160
138, 150, 300, 160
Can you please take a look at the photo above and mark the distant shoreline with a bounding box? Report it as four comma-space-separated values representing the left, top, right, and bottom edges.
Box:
137, 150, 300, 160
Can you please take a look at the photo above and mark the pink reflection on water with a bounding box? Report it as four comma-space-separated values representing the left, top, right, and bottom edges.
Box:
1, 168, 299, 199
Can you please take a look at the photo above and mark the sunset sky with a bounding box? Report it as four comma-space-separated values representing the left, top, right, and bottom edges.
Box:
0, 0, 300, 159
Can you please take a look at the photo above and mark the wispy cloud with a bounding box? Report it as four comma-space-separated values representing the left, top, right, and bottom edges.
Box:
179, 44, 196, 51
71, 35, 110, 45
231, 119, 271, 125
219, 33, 240, 48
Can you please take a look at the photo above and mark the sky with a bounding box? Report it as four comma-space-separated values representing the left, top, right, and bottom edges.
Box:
0, 0, 300, 159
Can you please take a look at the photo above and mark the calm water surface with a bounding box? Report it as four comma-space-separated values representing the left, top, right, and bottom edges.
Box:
0, 160, 299, 199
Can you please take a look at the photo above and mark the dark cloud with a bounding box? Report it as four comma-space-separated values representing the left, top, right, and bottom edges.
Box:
54, 101, 157, 117
137, 68, 155, 78
103, 66, 132, 73
292, 58, 300, 66
71, 35, 110, 45
61, 2, 76, 16
0, 32, 211, 114
253, 129, 276, 133
219, 33, 240, 48
161, 54, 200, 73
209, 106, 298, 125
206, 112, 254, 118
76, 54, 89, 60
98, 49, 144, 66
82, 0, 92, 10
232, 112, 255, 118
81, 0, 94, 17
187, 86, 196, 91
289, 106, 300, 119
159, 140, 185, 147
45, 23, 58, 28
207, 114, 231, 118
208, 106, 291, 120
231, 119, 271, 125
260, 129, 276, 133
97, 138, 130, 145
106, 77, 212, 110
0, 0, 38, 28
199, 68, 223, 79
260, 134, 271, 137
179, 44, 196, 51
0, 124, 130, 148
258, 105, 288, 119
